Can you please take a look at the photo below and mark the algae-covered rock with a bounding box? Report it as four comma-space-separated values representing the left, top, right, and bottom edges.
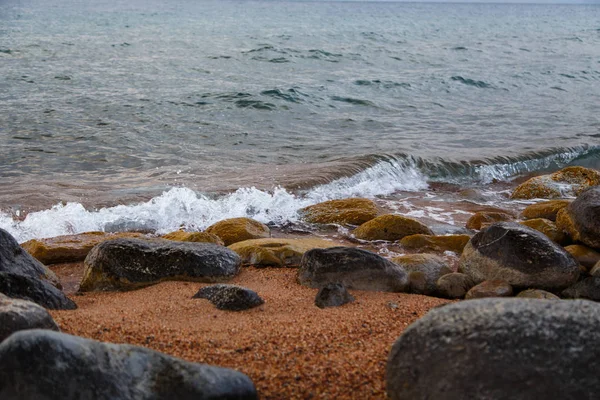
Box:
465, 211, 513, 230
228, 237, 337, 267
436, 272, 475, 299
519, 218, 568, 245
399, 234, 470, 254
391, 254, 451, 295
511, 166, 600, 199
206, 217, 270, 246
521, 200, 571, 221
352, 214, 433, 241
300, 198, 378, 225
465, 280, 513, 299
161, 231, 224, 245
516, 289, 560, 300
556, 187, 600, 249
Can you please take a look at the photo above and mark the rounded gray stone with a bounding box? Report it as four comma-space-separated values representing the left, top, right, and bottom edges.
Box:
193, 284, 264, 311
0, 297, 59, 342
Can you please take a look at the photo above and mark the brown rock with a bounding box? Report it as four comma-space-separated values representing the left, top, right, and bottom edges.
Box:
466, 211, 513, 230
522, 200, 571, 221
590, 261, 600, 277
565, 245, 600, 272
511, 166, 600, 200
206, 218, 270, 246
391, 254, 452, 295
465, 280, 513, 299
228, 238, 338, 267
300, 198, 378, 225
21, 232, 145, 265
352, 214, 433, 241
555, 187, 600, 249
519, 218, 568, 245
161, 231, 224, 246
436, 273, 475, 299
399, 234, 470, 254
516, 289, 560, 300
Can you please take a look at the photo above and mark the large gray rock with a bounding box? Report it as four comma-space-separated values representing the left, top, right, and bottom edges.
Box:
0, 228, 60, 288
0, 330, 257, 400
0, 272, 77, 310
556, 186, 600, 249
193, 284, 264, 311
387, 298, 600, 400
459, 222, 579, 291
80, 238, 241, 291
0, 297, 59, 342
298, 247, 409, 292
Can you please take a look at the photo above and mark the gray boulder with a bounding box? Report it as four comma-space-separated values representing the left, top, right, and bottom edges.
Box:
0, 330, 257, 400
314, 283, 355, 308
193, 284, 264, 311
562, 277, 600, 301
0, 272, 77, 310
80, 238, 241, 291
0, 297, 59, 342
459, 222, 579, 291
387, 298, 600, 400
298, 247, 409, 292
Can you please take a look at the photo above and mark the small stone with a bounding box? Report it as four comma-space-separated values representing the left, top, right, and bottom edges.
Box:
516, 289, 560, 300
436, 273, 475, 299
391, 254, 451, 295
556, 187, 600, 249
465, 280, 513, 299
465, 211, 513, 230
193, 284, 264, 311
562, 277, 600, 301
0, 297, 60, 342
399, 234, 470, 254
206, 218, 270, 246
314, 283, 354, 309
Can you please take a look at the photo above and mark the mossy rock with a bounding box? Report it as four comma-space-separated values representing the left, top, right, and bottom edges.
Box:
511, 166, 600, 200
399, 234, 470, 254
466, 211, 513, 230
228, 238, 338, 267
519, 218, 568, 245
352, 214, 433, 241
521, 200, 571, 221
205, 218, 270, 246
161, 231, 224, 246
300, 198, 378, 225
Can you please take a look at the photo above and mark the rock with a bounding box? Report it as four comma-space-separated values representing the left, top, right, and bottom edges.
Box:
387, 298, 600, 399
391, 254, 451, 295
21, 232, 145, 265
465, 211, 513, 230
205, 217, 270, 246
352, 214, 433, 241
519, 218, 568, 245
0, 272, 77, 310
228, 237, 337, 267
590, 261, 600, 277
298, 247, 409, 292
516, 289, 560, 300
300, 198, 378, 225
562, 277, 600, 301
0, 228, 60, 288
399, 234, 470, 254
314, 283, 355, 308
511, 166, 600, 199
435, 273, 475, 299
193, 284, 264, 311
0, 297, 59, 342
556, 187, 600, 249
565, 245, 600, 271
459, 222, 579, 291
465, 280, 513, 299
522, 199, 571, 221
79, 239, 241, 292
161, 231, 224, 246
0, 329, 258, 399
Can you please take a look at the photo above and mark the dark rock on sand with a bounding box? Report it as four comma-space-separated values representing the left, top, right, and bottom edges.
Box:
387, 298, 600, 400
391, 254, 451, 295
314, 283, 355, 309
556, 187, 600, 249
435, 273, 475, 299
465, 280, 513, 299
298, 247, 409, 292
459, 222, 579, 291
193, 284, 264, 311
0, 329, 258, 400
562, 277, 600, 301
80, 239, 241, 292
0, 272, 77, 310
0, 297, 59, 342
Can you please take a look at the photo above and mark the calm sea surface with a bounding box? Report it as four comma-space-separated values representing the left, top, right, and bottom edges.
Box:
1, 0, 599, 240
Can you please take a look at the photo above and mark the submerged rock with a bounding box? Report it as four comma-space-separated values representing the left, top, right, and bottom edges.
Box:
511, 166, 600, 199
314, 283, 355, 308
0, 329, 258, 400
521, 199, 571, 221
228, 237, 337, 267
556, 186, 600, 249
80, 239, 241, 292
399, 234, 470, 254
0, 297, 59, 342
391, 254, 451, 295
352, 214, 433, 241
161, 231, 224, 246
0, 272, 77, 310
193, 284, 264, 311
300, 198, 378, 225
206, 217, 270, 246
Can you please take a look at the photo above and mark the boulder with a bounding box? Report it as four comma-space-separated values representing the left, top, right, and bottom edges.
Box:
435, 273, 475, 299
391, 254, 451, 295
0, 297, 59, 342
193, 284, 264, 311
314, 283, 355, 309
465, 280, 513, 299
516, 289, 560, 300
205, 217, 270, 246
387, 298, 600, 400
562, 277, 600, 301
161, 231, 224, 246
352, 214, 433, 241
399, 234, 470, 254
21, 232, 145, 265
228, 237, 337, 267
0, 330, 258, 400
511, 166, 600, 199
565, 245, 600, 271
521, 199, 571, 221
519, 218, 568, 245
0, 228, 60, 288
79, 239, 241, 292
556, 187, 600, 249
0, 272, 77, 310
300, 198, 378, 225
465, 211, 513, 230
459, 222, 579, 291
298, 247, 409, 292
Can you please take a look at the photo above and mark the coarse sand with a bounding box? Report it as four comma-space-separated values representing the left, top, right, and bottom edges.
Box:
50, 263, 450, 399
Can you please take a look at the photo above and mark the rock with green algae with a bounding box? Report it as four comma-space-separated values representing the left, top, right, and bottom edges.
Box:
352, 214, 433, 241
300, 198, 378, 225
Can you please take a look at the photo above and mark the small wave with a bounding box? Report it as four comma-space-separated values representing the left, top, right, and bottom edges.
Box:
353, 79, 411, 89
235, 99, 276, 110
260, 88, 305, 103
305, 49, 342, 62
451, 46, 468, 51
331, 96, 376, 107
451, 76, 493, 89
251, 56, 290, 63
